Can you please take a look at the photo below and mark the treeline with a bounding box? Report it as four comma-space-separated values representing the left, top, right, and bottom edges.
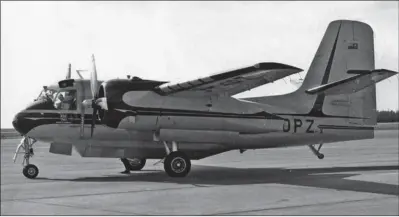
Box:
377, 110, 399, 123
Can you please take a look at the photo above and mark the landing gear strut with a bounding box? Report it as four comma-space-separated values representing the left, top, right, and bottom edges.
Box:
161, 141, 191, 177
13, 136, 39, 179
308, 144, 324, 159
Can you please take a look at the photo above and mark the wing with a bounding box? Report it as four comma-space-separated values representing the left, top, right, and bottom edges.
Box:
155, 62, 303, 97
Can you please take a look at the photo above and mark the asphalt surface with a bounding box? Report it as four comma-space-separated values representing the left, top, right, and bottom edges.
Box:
1, 130, 398, 215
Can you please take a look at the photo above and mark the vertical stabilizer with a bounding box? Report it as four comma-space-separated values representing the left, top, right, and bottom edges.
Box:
302, 20, 376, 124
248, 20, 377, 125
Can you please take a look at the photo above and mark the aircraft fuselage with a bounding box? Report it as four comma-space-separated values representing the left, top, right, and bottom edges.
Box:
13, 79, 373, 160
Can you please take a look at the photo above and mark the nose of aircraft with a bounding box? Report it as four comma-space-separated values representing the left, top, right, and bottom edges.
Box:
12, 99, 55, 135
12, 112, 28, 135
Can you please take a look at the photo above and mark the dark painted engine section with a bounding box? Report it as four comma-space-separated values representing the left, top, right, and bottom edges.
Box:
98, 78, 166, 128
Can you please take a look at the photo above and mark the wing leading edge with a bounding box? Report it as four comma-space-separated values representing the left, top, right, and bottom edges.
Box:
155, 62, 303, 97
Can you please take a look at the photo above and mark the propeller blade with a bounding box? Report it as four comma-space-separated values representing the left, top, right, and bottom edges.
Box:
91, 100, 97, 138
88, 54, 100, 138
80, 104, 85, 138
90, 54, 98, 99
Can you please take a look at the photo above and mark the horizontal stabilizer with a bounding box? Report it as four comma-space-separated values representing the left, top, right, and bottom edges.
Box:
306, 69, 398, 95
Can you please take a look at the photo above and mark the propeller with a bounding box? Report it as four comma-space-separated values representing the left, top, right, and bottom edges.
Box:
90, 54, 98, 138
79, 54, 109, 139
79, 54, 100, 138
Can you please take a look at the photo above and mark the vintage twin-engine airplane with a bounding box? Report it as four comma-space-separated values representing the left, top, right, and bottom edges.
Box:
12, 20, 398, 179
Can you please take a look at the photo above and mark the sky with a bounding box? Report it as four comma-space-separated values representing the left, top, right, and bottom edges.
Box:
1, 1, 398, 128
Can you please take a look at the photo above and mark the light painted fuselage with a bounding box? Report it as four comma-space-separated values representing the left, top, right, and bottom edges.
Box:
19, 79, 373, 160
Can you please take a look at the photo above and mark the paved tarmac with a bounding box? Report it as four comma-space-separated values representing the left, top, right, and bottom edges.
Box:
1, 130, 398, 215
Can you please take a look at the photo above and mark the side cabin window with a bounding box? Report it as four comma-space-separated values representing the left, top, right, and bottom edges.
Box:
54, 90, 77, 110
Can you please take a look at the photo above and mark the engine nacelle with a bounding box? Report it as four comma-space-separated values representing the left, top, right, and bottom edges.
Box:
98, 77, 166, 128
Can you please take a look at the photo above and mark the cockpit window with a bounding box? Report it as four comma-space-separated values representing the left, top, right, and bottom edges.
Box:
36, 89, 57, 101
54, 90, 77, 110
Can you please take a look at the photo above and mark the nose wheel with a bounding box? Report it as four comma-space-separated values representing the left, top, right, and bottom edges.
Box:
13, 136, 39, 179
23, 164, 39, 179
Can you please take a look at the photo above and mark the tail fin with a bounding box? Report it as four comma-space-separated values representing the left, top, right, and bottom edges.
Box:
248, 20, 397, 125
303, 20, 376, 125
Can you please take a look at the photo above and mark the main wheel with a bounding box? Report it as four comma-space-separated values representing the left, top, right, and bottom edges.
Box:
23, 164, 39, 179
127, 158, 146, 171
318, 154, 325, 159
164, 151, 191, 177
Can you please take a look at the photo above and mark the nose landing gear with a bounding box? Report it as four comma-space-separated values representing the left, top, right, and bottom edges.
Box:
13, 136, 39, 179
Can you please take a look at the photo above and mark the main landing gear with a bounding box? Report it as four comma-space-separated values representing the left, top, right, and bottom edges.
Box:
159, 141, 191, 177
127, 158, 147, 171
13, 136, 39, 179
308, 144, 324, 159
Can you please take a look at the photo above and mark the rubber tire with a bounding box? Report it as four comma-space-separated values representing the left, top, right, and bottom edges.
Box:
127, 158, 146, 171
164, 151, 191, 177
23, 164, 39, 179
318, 154, 325, 159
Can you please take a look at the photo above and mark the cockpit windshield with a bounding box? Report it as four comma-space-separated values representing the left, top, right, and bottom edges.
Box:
33, 88, 77, 110
36, 89, 57, 102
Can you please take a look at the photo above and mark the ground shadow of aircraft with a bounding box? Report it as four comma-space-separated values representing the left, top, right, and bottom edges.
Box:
36, 165, 399, 196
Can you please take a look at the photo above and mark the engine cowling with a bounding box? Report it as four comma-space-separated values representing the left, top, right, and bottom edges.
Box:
97, 77, 166, 128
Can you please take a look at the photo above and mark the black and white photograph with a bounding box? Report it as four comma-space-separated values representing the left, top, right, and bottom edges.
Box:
1, 1, 398, 215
